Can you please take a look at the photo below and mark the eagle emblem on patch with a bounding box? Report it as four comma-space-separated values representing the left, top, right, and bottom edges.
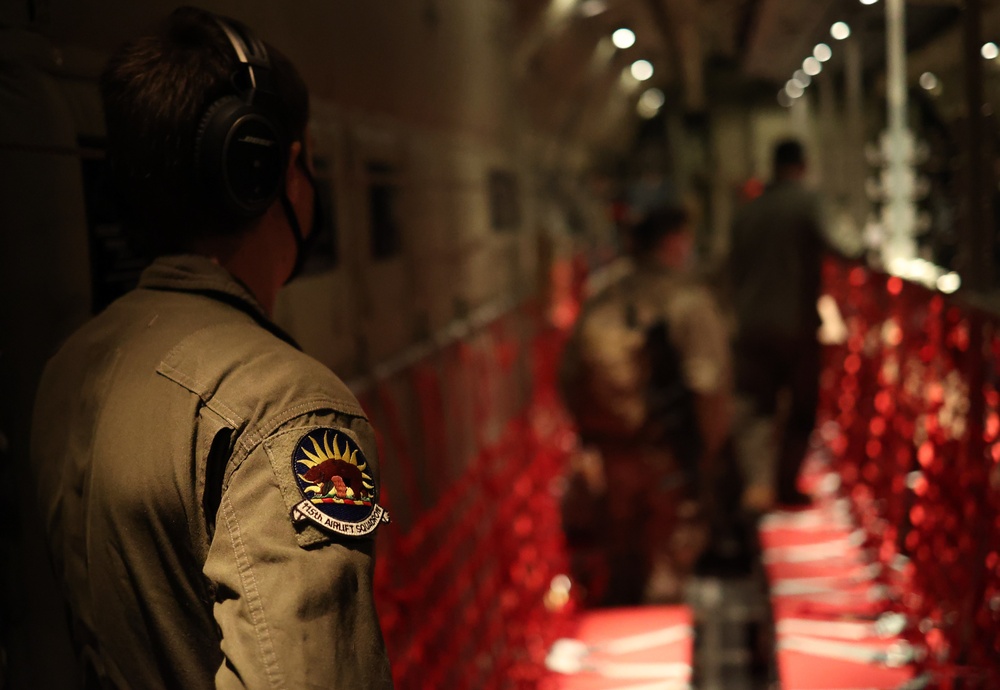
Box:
290, 429, 389, 537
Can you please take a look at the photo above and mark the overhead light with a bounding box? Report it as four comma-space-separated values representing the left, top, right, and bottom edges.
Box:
803, 57, 822, 76
860, 0, 878, 5
551, 0, 578, 18
982, 42, 999, 60
778, 90, 794, 108
579, 0, 608, 17
937, 272, 961, 294
612, 28, 636, 49
631, 59, 654, 81
793, 69, 811, 88
831, 22, 851, 40
919, 72, 939, 91
637, 88, 665, 118
813, 44, 833, 62
640, 88, 665, 109
785, 80, 804, 99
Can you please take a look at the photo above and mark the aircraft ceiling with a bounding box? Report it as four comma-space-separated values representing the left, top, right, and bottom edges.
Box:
7, 0, 989, 159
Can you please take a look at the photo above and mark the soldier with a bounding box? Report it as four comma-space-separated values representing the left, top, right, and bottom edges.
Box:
559, 206, 734, 605
730, 139, 826, 508
30, 8, 393, 688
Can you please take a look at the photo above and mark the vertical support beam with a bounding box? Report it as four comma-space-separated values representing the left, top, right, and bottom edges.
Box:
886, 0, 907, 150
556, 36, 618, 145
790, 91, 811, 138
961, 0, 992, 291
512, 0, 577, 78
885, 0, 913, 262
817, 62, 838, 192
844, 36, 867, 232
645, 0, 705, 113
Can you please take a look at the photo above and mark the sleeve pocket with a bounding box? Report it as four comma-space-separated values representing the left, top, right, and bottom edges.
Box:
262, 424, 388, 549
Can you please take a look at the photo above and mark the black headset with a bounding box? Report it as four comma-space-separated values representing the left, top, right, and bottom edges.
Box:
196, 15, 289, 218
196, 14, 321, 281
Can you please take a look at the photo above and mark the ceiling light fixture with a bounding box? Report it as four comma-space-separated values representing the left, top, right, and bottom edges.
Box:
612, 28, 636, 49
631, 59, 654, 81
831, 22, 851, 40
579, 0, 608, 17
785, 80, 804, 99
637, 88, 666, 118
803, 57, 822, 76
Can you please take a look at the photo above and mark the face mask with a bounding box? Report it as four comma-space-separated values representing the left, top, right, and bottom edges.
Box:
279, 153, 324, 285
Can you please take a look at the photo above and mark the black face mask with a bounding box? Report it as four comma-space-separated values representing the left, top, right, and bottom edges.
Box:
279, 153, 324, 285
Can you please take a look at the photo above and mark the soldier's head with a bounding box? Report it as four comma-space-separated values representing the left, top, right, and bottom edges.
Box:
772, 138, 807, 182
629, 206, 692, 268
101, 6, 312, 260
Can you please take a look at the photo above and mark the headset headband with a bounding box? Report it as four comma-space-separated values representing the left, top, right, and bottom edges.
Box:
202, 13, 320, 279
213, 16, 271, 91
196, 14, 287, 218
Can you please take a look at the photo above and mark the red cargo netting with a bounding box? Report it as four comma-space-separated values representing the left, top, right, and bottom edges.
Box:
362, 306, 579, 689
822, 256, 1000, 688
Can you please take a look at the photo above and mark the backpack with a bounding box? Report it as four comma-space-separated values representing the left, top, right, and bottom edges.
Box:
560, 281, 701, 474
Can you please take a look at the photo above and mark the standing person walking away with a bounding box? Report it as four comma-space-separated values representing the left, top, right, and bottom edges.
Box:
30, 8, 393, 688
729, 139, 827, 508
559, 207, 734, 606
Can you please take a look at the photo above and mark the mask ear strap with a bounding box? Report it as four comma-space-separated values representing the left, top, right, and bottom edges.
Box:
279, 153, 323, 285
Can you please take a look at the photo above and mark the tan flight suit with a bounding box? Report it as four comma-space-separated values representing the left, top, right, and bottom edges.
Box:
560, 262, 732, 605
30, 256, 393, 689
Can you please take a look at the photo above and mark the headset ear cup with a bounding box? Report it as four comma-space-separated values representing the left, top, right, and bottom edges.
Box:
196, 95, 243, 211
196, 95, 286, 218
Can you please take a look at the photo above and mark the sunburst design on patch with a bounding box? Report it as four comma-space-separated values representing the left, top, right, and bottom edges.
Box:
296, 431, 375, 504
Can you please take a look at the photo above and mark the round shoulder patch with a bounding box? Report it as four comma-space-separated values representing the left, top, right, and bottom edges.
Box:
289, 428, 389, 537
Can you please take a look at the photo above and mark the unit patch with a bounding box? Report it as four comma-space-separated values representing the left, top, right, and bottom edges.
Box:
290, 428, 389, 537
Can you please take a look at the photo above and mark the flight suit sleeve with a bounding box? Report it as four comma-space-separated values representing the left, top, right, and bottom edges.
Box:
204, 410, 394, 690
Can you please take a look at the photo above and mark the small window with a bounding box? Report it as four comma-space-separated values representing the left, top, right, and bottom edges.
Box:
488, 169, 521, 232
368, 162, 402, 259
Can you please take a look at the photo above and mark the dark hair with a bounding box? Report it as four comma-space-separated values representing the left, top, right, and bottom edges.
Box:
773, 138, 806, 173
100, 6, 309, 255
629, 206, 690, 257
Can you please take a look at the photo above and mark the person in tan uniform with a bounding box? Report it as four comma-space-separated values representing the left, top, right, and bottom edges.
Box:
559, 207, 734, 606
30, 8, 392, 689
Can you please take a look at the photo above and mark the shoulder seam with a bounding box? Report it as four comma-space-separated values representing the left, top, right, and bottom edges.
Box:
226, 397, 369, 487
156, 362, 245, 427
